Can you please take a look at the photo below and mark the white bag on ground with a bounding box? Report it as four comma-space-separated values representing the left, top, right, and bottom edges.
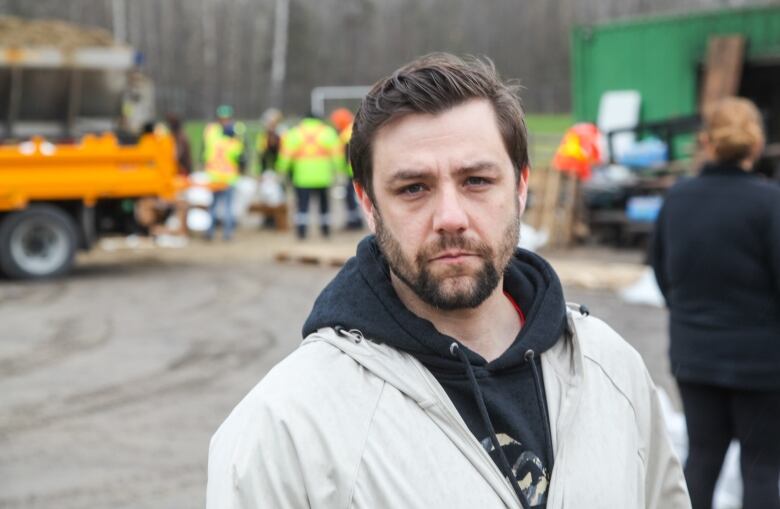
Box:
232, 177, 258, 222
185, 186, 213, 207
620, 266, 665, 307
186, 208, 212, 232
258, 170, 285, 207
518, 222, 548, 252
714, 443, 743, 509
185, 174, 256, 225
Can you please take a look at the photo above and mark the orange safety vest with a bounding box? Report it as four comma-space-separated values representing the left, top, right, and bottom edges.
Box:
552, 123, 602, 180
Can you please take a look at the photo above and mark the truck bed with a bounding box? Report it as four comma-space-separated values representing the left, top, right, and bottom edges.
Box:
0, 132, 180, 211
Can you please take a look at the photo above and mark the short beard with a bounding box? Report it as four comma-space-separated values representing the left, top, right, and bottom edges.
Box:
374, 208, 520, 311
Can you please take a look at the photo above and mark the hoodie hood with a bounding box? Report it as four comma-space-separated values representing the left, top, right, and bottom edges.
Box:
304, 235, 567, 507
303, 235, 567, 369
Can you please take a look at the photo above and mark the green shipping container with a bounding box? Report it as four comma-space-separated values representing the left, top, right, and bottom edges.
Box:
571, 6, 780, 131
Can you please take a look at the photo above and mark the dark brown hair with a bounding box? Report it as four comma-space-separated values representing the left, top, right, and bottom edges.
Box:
349, 53, 528, 201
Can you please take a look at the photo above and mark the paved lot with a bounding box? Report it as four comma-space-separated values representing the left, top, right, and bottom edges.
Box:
0, 231, 673, 508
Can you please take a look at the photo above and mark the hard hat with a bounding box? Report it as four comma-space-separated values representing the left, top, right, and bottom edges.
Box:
216, 104, 234, 119
329, 108, 354, 132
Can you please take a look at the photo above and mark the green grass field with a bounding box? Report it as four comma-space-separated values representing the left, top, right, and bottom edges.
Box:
184, 120, 266, 174
525, 114, 573, 135
525, 114, 572, 166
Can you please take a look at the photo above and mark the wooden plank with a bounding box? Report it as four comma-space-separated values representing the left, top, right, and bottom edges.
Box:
525, 165, 547, 229
530, 167, 585, 248
274, 243, 354, 267
558, 173, 579, 246
700, 35, 745, 111
248, 203, 290, 230
539, 167, 561, 243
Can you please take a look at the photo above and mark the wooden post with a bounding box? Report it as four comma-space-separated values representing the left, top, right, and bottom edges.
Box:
526, 165, 547, 230
540, 167, 561, 244
700, 35, 745, 112
558, 173, 580, 246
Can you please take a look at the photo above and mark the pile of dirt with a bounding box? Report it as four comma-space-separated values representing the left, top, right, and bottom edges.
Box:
0, 16, 116, 48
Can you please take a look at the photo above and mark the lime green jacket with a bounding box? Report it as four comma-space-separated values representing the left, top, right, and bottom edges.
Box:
277, 118, 345, 188
340, 123, 354, 177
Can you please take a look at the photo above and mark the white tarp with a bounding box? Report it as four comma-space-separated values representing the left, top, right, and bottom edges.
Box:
518, 223, 549, 252
257, 170, 286, 206
233, 177, 258, 221
619, 266, 665, 307
186, 174, 258, 224
597, 90, 641, 162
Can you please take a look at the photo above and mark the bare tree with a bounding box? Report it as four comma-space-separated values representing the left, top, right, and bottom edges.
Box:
1, 0, 773, 117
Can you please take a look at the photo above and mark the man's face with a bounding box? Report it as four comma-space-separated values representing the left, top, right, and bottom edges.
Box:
357, 99, 529, 310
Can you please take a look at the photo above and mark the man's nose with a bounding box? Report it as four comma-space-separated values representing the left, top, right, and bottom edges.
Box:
432, 185, 468, 234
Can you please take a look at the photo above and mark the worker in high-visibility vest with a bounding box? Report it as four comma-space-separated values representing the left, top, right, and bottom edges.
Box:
203, 105, 247, 171
329, 108, 363, 231
257, 108, 283, 172
203, 105, 245, 241
277, 114, 345, 239
552, 123, 602, 181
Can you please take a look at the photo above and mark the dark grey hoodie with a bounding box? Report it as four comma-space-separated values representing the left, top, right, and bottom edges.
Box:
303, 236, 568, 508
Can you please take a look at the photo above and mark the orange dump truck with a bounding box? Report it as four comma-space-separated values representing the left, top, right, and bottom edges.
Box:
0, 133, 180, 278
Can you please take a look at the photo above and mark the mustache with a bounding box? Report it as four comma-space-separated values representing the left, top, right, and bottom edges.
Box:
418, 234, 493, 260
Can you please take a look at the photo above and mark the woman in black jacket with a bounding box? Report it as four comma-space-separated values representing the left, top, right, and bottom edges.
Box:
651, 97, 780, 509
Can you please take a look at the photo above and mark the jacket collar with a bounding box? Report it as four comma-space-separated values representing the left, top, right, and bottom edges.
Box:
700, 162, 752, 177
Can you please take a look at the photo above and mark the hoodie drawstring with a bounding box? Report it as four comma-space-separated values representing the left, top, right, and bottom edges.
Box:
524, 349, 555, 472
450, 342, 531, 509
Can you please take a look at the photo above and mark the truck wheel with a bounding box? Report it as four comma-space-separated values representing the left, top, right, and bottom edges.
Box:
0, 205, 78, 279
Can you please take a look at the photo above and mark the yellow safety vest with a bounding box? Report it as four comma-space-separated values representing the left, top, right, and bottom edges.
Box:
205, 134, 243, 188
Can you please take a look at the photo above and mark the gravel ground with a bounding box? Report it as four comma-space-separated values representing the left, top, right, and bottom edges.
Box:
0, 230, 674, 509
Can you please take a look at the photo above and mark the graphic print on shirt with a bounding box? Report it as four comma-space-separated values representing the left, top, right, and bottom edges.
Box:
481, 433, 549, 507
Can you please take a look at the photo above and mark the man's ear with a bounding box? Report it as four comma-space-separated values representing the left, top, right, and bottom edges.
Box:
354, 181, 377, 232
517, 165, 530, 215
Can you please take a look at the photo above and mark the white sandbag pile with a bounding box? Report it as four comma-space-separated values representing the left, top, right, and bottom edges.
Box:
619, 266, 665, 307
257, 170, 285, 207
518, 223, 549, 252
233, 177, 258, 221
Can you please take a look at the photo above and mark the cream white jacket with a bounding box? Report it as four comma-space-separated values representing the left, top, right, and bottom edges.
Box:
207, 309, 690, 508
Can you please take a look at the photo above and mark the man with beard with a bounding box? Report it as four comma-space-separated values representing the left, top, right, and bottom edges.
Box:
207, 54, 690, 509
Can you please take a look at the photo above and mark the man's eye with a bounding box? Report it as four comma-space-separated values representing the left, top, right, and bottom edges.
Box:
465, 176, 490, 186
400, 183, 425, 195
